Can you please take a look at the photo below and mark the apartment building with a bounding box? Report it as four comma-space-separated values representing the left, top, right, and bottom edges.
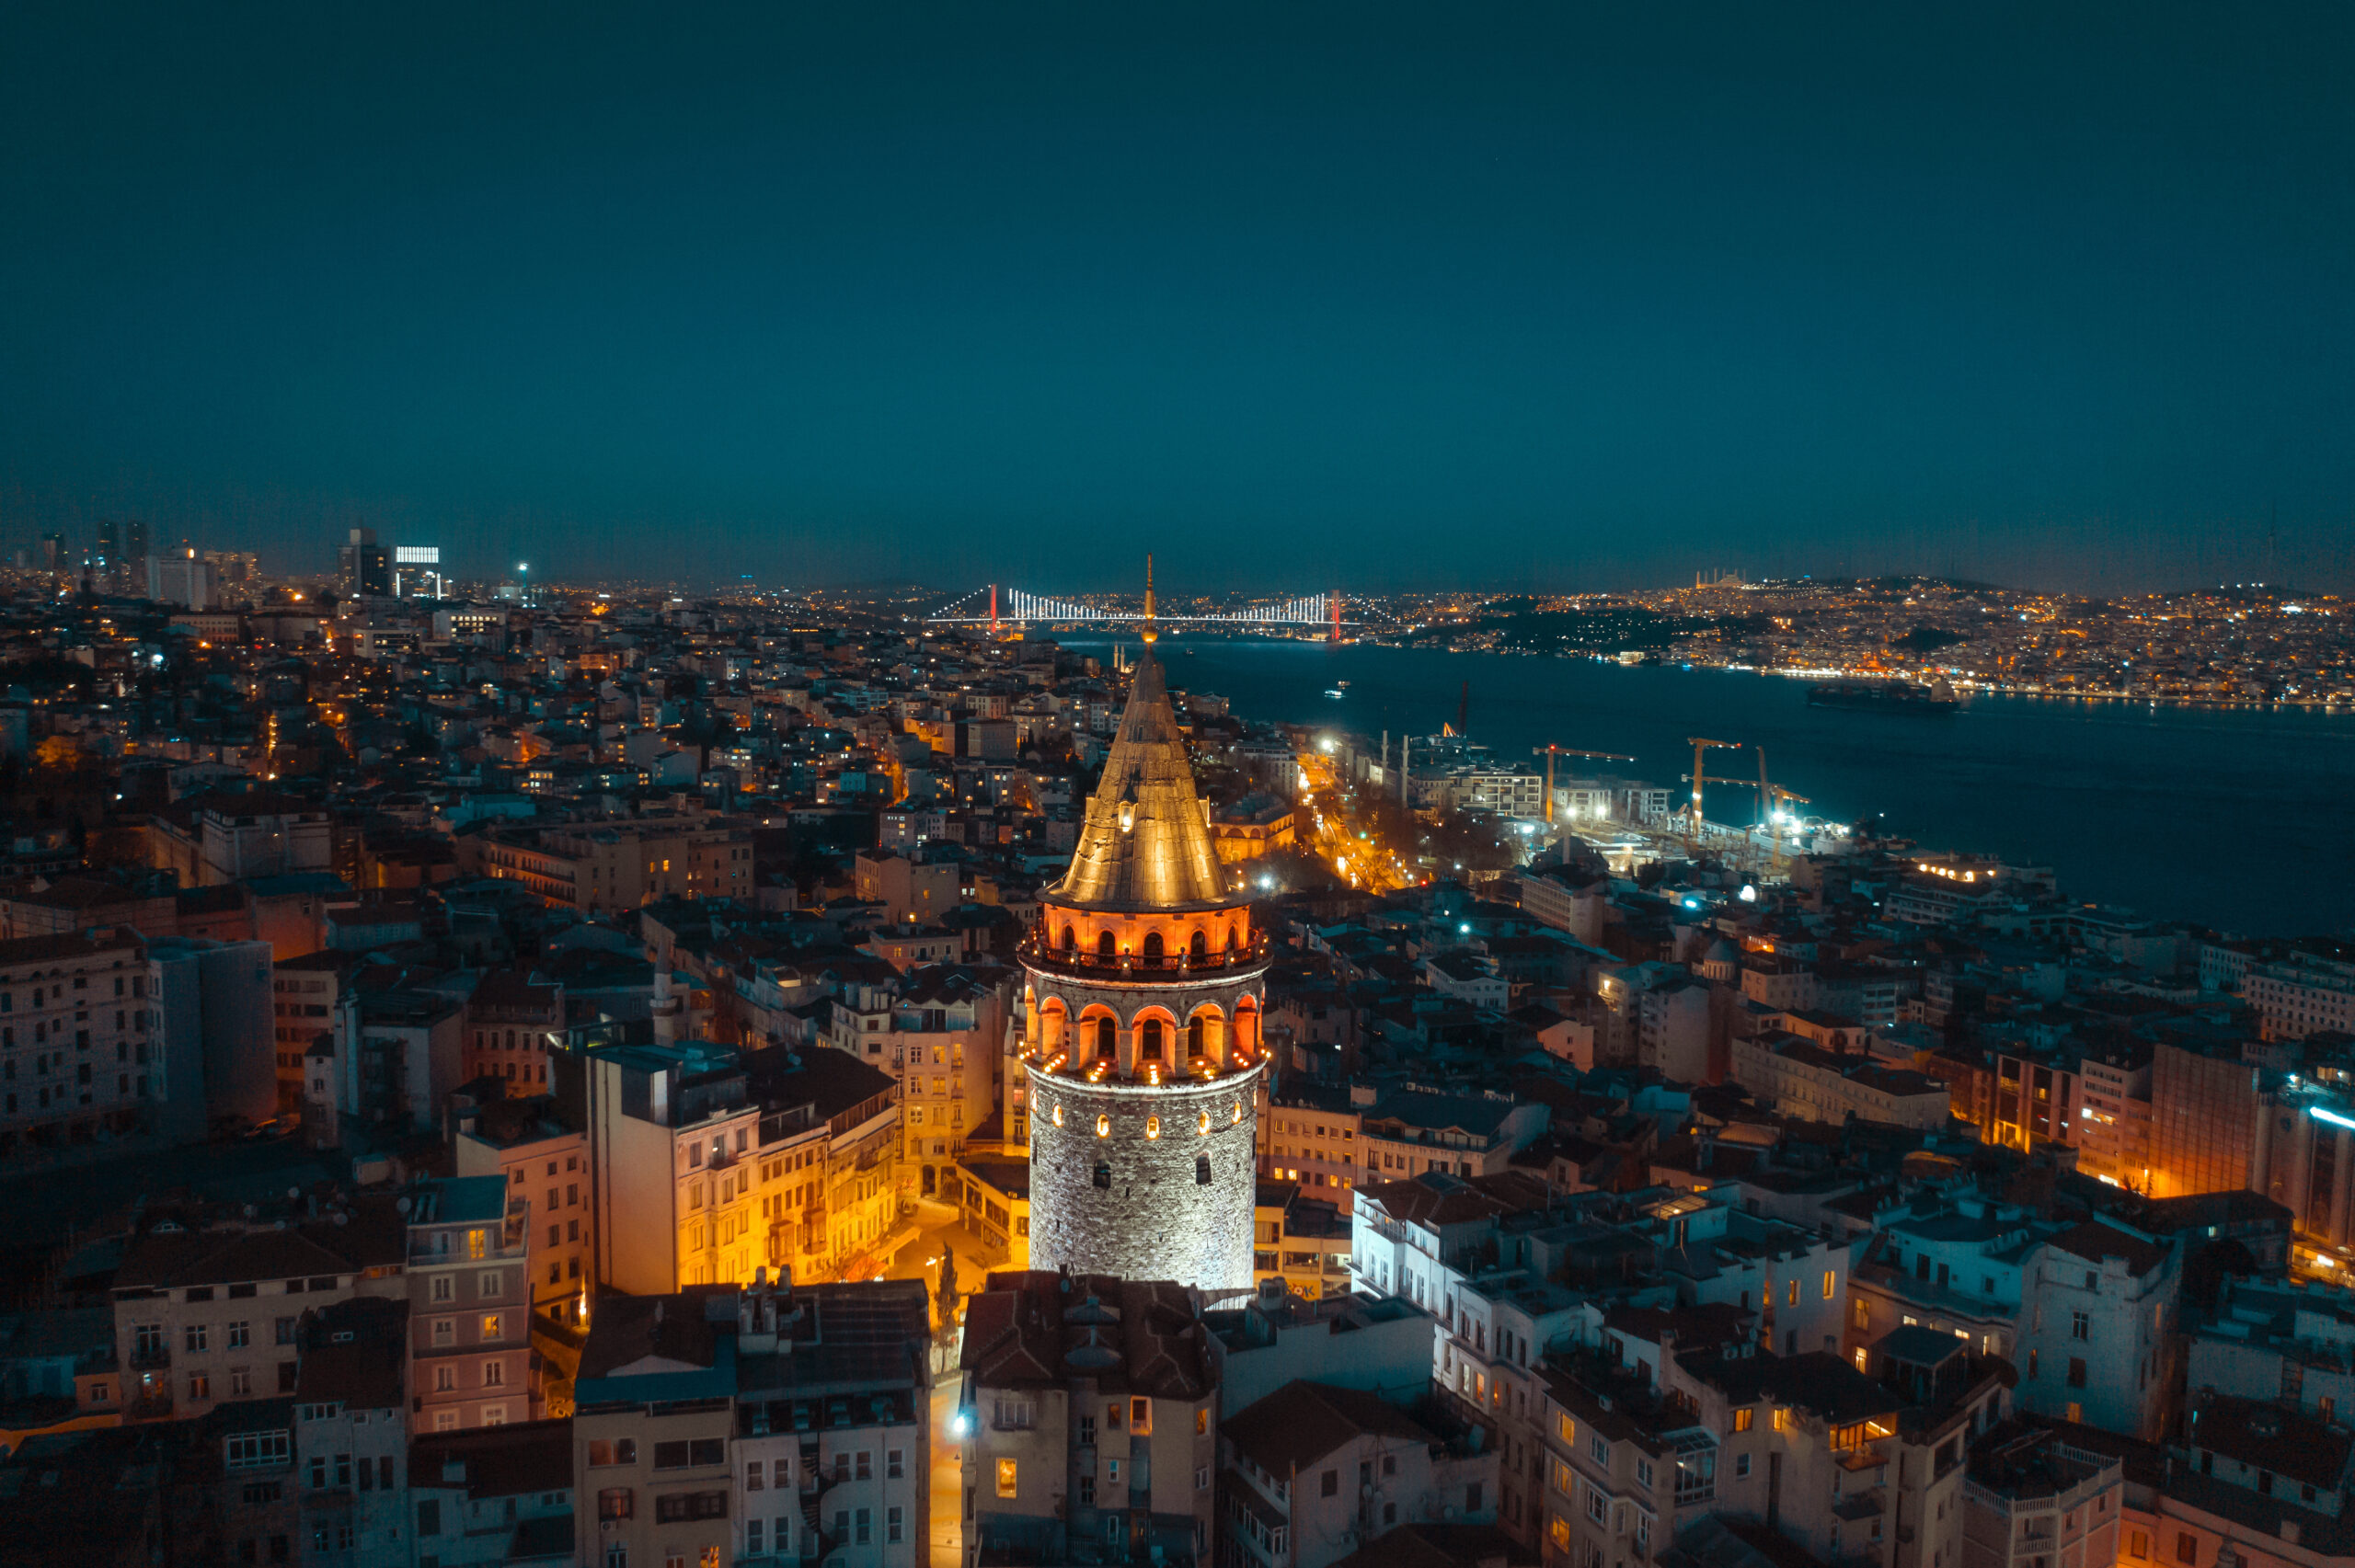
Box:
1204, 1282, 1440, 1424
1222, 1379, 1498, 1568
1443, 1274, 1597, 1551
1260, 1083, 1362, 1212
1657, 1342, 1905, 1568
575, 1295, 740, 1568
1844, 1192, 2040, 1373
816, 964, 1004, 1200
2012, 1222, 2177, 1440
565, 1036, 902, 1296
406, 1176, 534, 1433
290, 1295, 410, 1564
729, 1272, 933, 1567
1729, 1031, 1950, 1130
577, 1042, 764, 1295
0, 927, 165, 1150
2248, 957, 2355, 1044
452, 1093, 592, 1312
109, 1197, 404, 1423
473, 818, 753, 915
317, 987, 465, 1138
1847, 1194, 2178, 1441
1869, 1325, 2015, 1568
1986, 1048, 2084, 1153
1357, 1089, 1549, 1184
1537, 1339, 1735, 1568
1958, 1420, 2126, 1568
742, 1046, 903, 1287
408, 1419, 576, 1568
576, 1276, 931, 1568
272, 951, 360, 1117
853, 845, 962, 924
2077, 1045, 2155, 1190
960, 1271, 1222, 1568
1250, 1182, 1355, 1303
1350, 1174, 1523, 1317
1655, 1198, 1851, 1361
463, 967, 563, 1089
148, 792, 334, 887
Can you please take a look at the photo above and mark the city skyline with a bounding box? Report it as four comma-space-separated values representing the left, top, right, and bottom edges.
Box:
4, 5, 2353, 591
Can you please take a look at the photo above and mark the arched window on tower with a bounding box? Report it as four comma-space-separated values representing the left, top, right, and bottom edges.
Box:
1060, 926, 1075, 952
1224, 927, 1238, 953
1139, 1020, 1165, 1061
1094, 1162, 1112, 1190
1189, 930, 1207, 960
1188, 1016, 1205, 1059
1196, 1156, 1212, 1185
1096, 1017, 1117, 1059
1142, 932, 1164, 961
1097, 931, 1116, 959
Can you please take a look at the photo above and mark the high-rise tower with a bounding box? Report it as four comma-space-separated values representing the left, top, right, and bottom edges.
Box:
1020, 603, 1268, 1293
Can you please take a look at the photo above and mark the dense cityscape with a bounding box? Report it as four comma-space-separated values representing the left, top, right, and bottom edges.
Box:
0, 542, 2345, 1568
9, 4, 2353, 1567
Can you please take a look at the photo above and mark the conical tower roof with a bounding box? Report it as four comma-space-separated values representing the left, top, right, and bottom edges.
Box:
1051, 653, 1229, 910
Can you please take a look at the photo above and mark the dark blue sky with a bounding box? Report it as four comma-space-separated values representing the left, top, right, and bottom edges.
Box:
3, 4, 2350, 593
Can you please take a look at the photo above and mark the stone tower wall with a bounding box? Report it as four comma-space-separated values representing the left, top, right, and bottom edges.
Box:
1024, 1061, 1264, 1294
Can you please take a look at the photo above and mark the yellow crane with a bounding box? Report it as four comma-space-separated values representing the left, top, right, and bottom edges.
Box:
1754, 747, 1810, 877
1683, 737, 1740, 850
1533, 744, 1637, 824
1683, 758, 1811, 876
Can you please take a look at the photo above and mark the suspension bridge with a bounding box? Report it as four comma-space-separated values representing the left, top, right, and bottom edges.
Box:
925, 584, 1360, 636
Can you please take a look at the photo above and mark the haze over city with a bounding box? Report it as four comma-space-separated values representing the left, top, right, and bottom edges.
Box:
5, 4, 2353, 591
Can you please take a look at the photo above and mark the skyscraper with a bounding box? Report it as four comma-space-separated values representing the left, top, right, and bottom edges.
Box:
338, 526, 389, 597
1019, 638, 1269, 1294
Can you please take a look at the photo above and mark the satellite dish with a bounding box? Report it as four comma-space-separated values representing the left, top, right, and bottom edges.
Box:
332, 1211, 349, 1226
287, 1187, 302, 1201
396, 1196, 411, 1215
243, 1205, 257, 1219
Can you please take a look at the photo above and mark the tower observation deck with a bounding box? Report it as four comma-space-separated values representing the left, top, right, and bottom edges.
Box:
1019, 647, 1269, 1294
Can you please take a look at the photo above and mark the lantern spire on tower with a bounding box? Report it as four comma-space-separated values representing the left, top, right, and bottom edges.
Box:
1142, 554, 1157, 644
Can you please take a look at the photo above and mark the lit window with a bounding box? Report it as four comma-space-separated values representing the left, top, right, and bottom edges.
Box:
996, 1459, 1017, 1499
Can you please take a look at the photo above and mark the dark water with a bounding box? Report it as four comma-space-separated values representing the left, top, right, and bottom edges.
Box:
1095, 638, 2355, 937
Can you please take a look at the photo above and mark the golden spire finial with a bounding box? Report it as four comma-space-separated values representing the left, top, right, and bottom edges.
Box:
1142, 554, 1157, 644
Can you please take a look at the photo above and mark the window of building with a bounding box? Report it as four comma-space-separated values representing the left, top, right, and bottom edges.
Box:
2066, 1358, 2086, 1389
2072, 1310, 2090, 1341
2177, 1535, 2198, 1566
996, 1459, 1017, 1499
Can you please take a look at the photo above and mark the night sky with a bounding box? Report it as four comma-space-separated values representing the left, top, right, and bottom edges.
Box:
3, 4, 2350, 593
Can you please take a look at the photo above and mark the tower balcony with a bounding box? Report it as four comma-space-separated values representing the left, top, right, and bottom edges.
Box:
1018, 929, 1269, 981
1021, 1046, 1268, 1091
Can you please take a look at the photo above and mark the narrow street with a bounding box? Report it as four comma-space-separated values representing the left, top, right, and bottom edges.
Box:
878, 1196, 1006, 1568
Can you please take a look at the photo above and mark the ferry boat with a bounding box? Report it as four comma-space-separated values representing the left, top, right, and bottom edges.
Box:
1807, 678, 1959, 715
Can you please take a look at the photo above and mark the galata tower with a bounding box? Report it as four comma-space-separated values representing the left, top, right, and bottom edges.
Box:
1020, 595, 1268, 1293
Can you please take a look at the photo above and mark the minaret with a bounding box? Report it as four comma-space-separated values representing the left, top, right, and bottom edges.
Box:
1019, 561, 1269, 1294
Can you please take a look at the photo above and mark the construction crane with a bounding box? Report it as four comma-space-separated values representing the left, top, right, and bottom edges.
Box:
1682, 764, 1812, 876
1754, 748, 1810, 878
1533, 744, 1637, 824
1683, 737, 1740, 850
